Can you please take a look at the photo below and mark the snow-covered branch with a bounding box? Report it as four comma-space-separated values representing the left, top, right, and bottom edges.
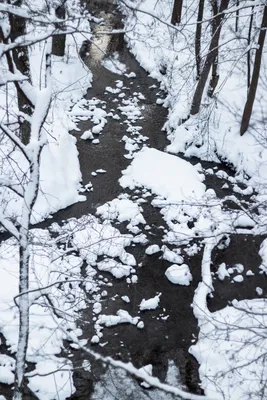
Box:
0, 71, 28, 86
192, 238, 217, 322
0, 2, 85, 25
0, 123, 31, 162
0, 211, 19, 240
0, 25, 89, 58
0, 176, 24, 198
65, 332, 212, 400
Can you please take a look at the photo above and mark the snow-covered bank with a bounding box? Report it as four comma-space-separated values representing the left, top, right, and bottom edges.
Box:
191, 297, 267, 400
0, 0, 92, 224
190, 238, 267, 400
122, 0, 267, 191
0, 212, 139, 398
0, 229, 84, 398
119, 3, 267, 398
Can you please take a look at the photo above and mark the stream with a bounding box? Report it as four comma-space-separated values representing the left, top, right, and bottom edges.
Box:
66, 3, 265, 399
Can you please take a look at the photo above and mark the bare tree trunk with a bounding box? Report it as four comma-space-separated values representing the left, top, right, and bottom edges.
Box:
240, 5, 267, 136
190, 0, 230, 115
171, 0, 183, 25
235, 0, 239, 32
247, 6, 254, 89
52, 2, 66, 57
207, 56, 219, 97
208, 0, 219, 97
195, 0, 205, 80
9, 2, 32, 145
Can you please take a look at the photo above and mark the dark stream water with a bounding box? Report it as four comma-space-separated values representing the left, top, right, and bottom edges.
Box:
1, 2, 266, 399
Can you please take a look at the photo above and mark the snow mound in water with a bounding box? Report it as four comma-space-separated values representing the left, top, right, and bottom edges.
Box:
97, 258, 133, 279
140, 293, 161, 311
97, 198, 145, 226
119, 148, 206, 202
165, 264, 192, 286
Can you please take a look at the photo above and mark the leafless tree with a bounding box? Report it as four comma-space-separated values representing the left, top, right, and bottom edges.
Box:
240, 4, 267, 135
190, 0, 230, 115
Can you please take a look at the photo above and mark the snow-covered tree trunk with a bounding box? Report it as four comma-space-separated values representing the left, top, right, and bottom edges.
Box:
13, 162, 41, 398
13, 240, 30, 400
12, 53, 52, 400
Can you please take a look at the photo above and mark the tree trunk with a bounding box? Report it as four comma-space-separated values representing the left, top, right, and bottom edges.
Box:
208, 0, 219, 97
171, 0, 183, 25
247, 7, 254, 89
13, 242, 30, 400
235, 0, 239, 32
13, 53, 51, 400
207, 56, 219, 97
190, 0, 230, 115
52, 2, 66, 57
195, 0, 205, 80
9, 2, 32, 145
240, 5, 267, 136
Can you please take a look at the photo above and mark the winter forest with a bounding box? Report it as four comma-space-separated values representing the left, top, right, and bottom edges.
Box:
1, 0, 267, 399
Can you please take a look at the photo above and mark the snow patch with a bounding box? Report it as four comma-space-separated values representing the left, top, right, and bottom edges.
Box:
165, 264, 192, 286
